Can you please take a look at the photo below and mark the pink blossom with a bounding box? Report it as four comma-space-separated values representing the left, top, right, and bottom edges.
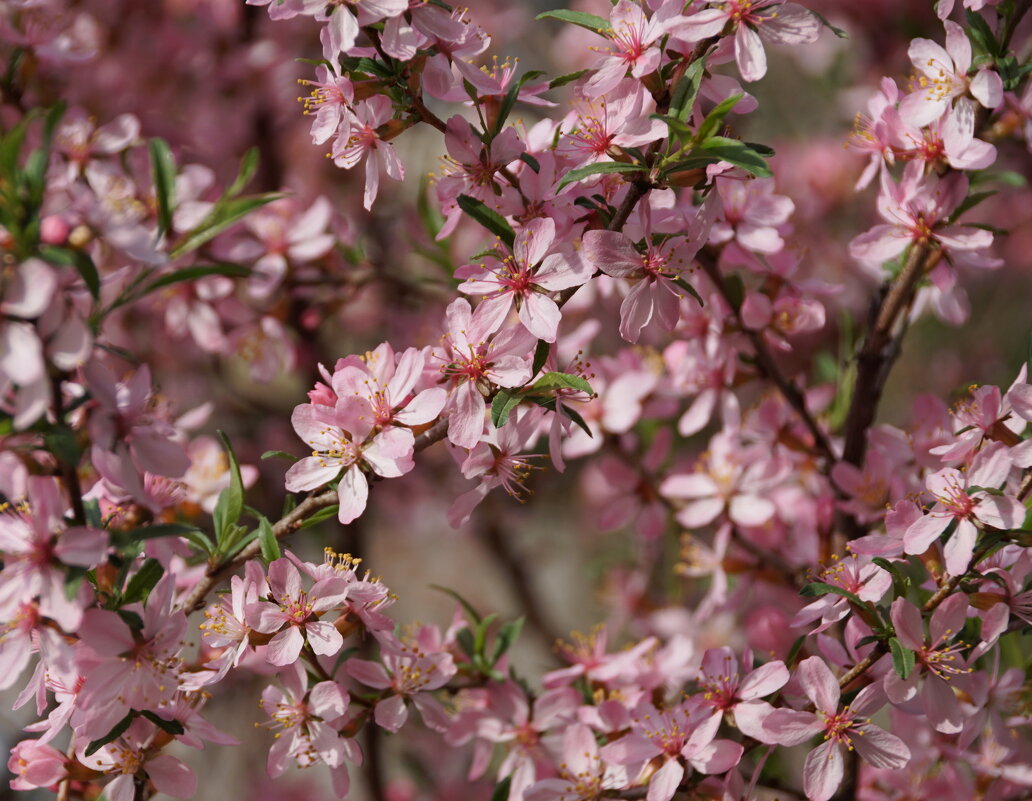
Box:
676, 1, 820, 83
346, 630, 456, 733
710, 176, 794, 255
898, 20, 1003, 128
582, 0, 682, 98
259, 661, 355, 797
77, 718, 196, 801
246, 557, 350, 666
297, 66, 354, 145
849, 162, 994, 271
697, 647, 789, 740
904, 442, 1023, 575
284, 399, 415, 525
792, 554, 892, 633
885, 594, 971, 733
332, 95, 404, 210
456, 217, 592, 342
8, 739, 67, 791
763, 657, 910, 801
524, 723, 627, 801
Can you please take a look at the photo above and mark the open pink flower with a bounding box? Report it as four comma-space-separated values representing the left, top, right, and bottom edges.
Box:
456, 218, 591, 342
246, 558, 350, 667
524, 723, 627, 801
284, 399, 415, 525
898, 20, 1003, 128
346, 631, 456, 733
676, 1, 820, 83
764, 657, 910, 801
904, 442, 1023, 575
583, 0, 682, 97
697, 647, 789, 740
599, 699, 743, 801
78, 718, 196, 801
885, 594, 970, 734
849, 162, 993, 270
332, 95, 404, 210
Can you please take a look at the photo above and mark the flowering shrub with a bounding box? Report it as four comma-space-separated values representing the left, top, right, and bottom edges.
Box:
2, 1, 1032, 800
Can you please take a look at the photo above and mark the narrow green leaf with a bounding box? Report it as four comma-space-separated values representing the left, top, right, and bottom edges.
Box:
259, 516, 281, 562
491, 388, 524, 428
494, 70, 546, 137
456, 194, 515, 247
799, 581, 865, 606
40, 246, 101, 299
535, 9, 611, 34
889, 637, 915, 680
429, 584, 482, 624
549, 69, 588, 89
556, 161, 646, 192
456, 626, 476, 658
226, 147, 259, 198
669, 58, 706, 122
871, 557, 909, 598
810, 9, 849, 38
519, 152, 541, 173
85, 711, 135, 756
170, 193, 285, 258
123, 558, 164, 605
140, 710, 185, 736
474, 613, 499, 657
261, 449, 300, 463
212, 431, 245, 548
113, 523, 207, 549
148, 138, 177, 237
298, 504, 340, 529
965, 9, 999, 57
696, 93, 742, 143
697, 137, 772, 177
490, 777, 513, 801
491, 617, 525, 664
532, 339, 551, 377
672, 276, 703, 306
530, 371, 593, 395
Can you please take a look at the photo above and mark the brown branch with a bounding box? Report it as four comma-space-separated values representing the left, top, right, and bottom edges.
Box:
841, 245, 936, 469
697, 248, 838, 467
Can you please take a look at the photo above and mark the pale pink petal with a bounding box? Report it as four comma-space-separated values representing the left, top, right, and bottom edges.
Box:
306, 620, 344, 656
647, 758, 684, 801
798, 656, 840, 714
738, 661, 789, 700
803, 740, 844, 801
266, 626, 305, 666
146, 755, 197, 799
374, 694, 408, 733
735, 24, 767, 83
337, 466, 369, 524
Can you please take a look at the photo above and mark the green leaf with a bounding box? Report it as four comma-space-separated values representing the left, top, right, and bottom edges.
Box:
456, 194, 515, 247
535, 9, 611, 34
672, 276, 703, 306
549, 69, 588, 89
140, 710, 185, 736
261, 449, 300, 463
170, 193, 285, 258
212, 431, 245, 549
785, 633, 807, 667
40, 246, 101, 299
558, 403, 593, 438
965, 8, 999, 57
123, 558, 164, 605
724, 274, 745, 312
810, 9, 849, 38
44, 425, 81, 468
889, 637, 915, 680
556, 161, 646, 192
474, 613, 499, 657
258, 516, 281, 562
226, 147, 260, 198
669, 58, 706, 122
696, 93, 742, 143
799, 581, 865, 607
429, 584, 482, 624
491, 617, 524, 664
532, 339, 551, 377
519, 152, 541, 173
297, 504, 340, 529
949, 190, 996, 223
491, 388, 524, 428
494, 70, 546, 137
697, 136, 772, 177
136, 264, 252, 300
490, 777, 513, 801
85, 711, 135, 756
148, 138, 177, 237
83, 498, 103, 528
530, 371, 593, 395
113, 523, 208, 549
871, 557, 909, 598
456, 626, 476, 658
